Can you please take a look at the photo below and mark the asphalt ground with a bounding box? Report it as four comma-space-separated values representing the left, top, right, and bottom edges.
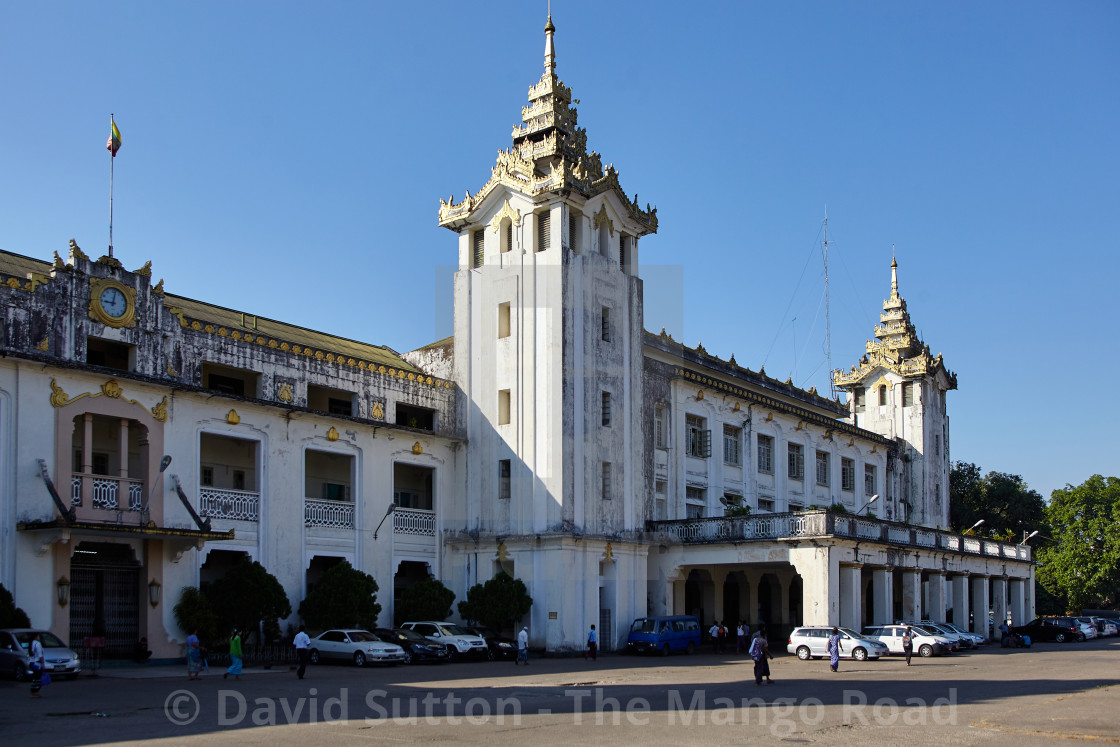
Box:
1, 636, 1117, 745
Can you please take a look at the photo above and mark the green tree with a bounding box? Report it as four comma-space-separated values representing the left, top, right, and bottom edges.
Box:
0, 583, 31, 628
1037, 475, 1120, 611
203, 557, 291, 643
458, 572, 533, 634
298, 561, 381, 631
172, 586, 219, 646
950, 462, 1044, 538
722, 494, 752, 517
394, 578, 455, 626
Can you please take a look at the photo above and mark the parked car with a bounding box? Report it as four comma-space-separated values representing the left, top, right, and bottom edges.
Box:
464, 626, 518, 661
1076, 621, 1097, 640
1074, 616, 1115, 637
373, 628, 450, 664
934, 621, 986, 646
862, 624, 948, 657
1010, 617, 1083, 643
1095, 618, 1119, 637
626, 615, 703, 656
907, 621, 972, 650
787, 627, 888, 661
307, 629, 406, 667
0, 629, 81, 680
399, 622, 488, 661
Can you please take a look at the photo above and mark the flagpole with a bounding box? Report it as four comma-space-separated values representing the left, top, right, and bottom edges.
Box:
109, 113, 115, 258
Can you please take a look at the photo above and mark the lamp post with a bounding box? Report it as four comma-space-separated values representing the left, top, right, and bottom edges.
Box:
148, 578, 161, 608
374, 503, 396, 540
1019, 530, 1039, 546
963, 519, 985, 535
56, 576, 70, 607
856, 494, 879, 516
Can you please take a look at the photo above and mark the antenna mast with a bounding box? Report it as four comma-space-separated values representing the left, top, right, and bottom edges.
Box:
823, 208, 834, 398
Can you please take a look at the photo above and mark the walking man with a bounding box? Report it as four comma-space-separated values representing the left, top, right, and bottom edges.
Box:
516, 626, 529, 666
29, 632, 45, 698
902, 626, 914, 666
709, 622, 721, 654
736, 621, 747, 654
294, 625, 311, 679
585, 624, 598, 661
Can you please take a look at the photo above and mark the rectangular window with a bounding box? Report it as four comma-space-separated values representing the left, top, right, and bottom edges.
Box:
472, 229, 485, 268
203, 362, 260, 397
601, 391, 612, 427
935, 434, 941, 456
654, 406, 667, 448
327, 397, 352, 416
201, 466, 214, 486
568, 211, 580, 253
878, 385, 888, 406
86, 337, 133, 371
757, 435, 773, 474
686, 503, 704, 519
815, 450, 830, 487
601, 462, 612, 500
788, 443, 805, 480
601, 306, 611, 342
685, 415, 711, 458
536, 210, 551, 251
322, 482, 348, 501
723, 425, 742, 466
498, 460, 511, 500
504, 222, 513, 253
757, 497, 775, 513
308, 384, 356, 416
841, 458, 855, 492
395, 403, 436, 431
854, 387, 866, 413
685, 486, 705, 518
902, 382, 914, 407
865, 464, 877, 496
619, 235, 629, 269
498, 302, 511, 338
498, 389, 511, 425
789, 502, 803, 513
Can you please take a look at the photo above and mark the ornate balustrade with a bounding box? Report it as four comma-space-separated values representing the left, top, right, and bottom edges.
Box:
71, 472, 143, 511
199, 487, 260, 522
393, 508, 436, 536
304, 498, 354, 529
647, 511, 1031, 560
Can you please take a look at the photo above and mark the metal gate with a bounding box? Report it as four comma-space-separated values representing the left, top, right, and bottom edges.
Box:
598, 595, 612, 653
69, 543, 140, 657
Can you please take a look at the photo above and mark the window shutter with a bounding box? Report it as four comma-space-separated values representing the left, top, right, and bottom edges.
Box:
537, 211, 551, 251
472, 230, 484, 268
505, 222, 513, 252
700, 429, 712, 458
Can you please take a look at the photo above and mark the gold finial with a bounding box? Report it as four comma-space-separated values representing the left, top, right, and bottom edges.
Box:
544, 11, 556, 75
891, 248, 898, 295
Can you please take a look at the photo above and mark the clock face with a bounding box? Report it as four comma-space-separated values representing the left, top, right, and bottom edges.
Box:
100, 287, 128, 318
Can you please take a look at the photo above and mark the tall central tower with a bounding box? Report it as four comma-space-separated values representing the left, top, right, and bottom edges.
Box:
438, 16, 658, 650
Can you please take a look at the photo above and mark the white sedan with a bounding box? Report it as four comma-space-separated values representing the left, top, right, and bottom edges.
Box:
308, 629, 407, 667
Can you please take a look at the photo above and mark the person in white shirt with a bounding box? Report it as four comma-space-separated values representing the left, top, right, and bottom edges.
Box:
585, 625, 598, 661
29, 632, 45, 698
516, 626, 529, 665
294, 625, 311, 679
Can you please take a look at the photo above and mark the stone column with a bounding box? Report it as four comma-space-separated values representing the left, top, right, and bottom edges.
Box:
711, 568, 728, 625
872, 567, 894, 625
1008, 578, 1026, 626
746, 571, 760, 626
901, 569, 922, 622
991, 577, 1008, 636
672, 578, 687, 616
926, 572, 946, 622
839, 564, 863, 631
950, 574, 970, 629
778, 572, 791, 624
970, 576, 990, 640
788, 547, 839, 627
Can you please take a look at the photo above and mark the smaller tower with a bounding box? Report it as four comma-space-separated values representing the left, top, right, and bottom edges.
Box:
833, 258, 957, 527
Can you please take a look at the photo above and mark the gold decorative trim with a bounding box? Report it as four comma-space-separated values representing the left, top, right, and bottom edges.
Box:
411, 441, 423, 455
101, 380, 122, 398
277, 382, 293, 403
696, 390, 704, 401
732, 402, 740, 413
49, 378, 166, 422
765, 412, 773, 422
602, 542, 614, 562
153, 279, 165, 294
151, 396, 168, 423
166, 361, 178, 377
327, 426, 339, 442
88, 277, 137, 328
226, 409, 240, 425
488, 200, 522, 233
68, 239, 88, 261
496, 541, 510, 562
133, 261, 152, 277
371, 401, 385, 420
36, 337, 49, 351
592, 205, 615, 237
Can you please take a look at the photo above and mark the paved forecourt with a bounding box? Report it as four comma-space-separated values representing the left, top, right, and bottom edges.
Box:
1, 638, 1118, 745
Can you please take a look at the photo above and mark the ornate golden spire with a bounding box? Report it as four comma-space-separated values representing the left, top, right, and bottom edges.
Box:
891, 249, 898, 296
544, 14, 556, 75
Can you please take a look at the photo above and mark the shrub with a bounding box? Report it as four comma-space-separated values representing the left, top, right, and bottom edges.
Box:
395, 578, 455, 626
458, 573, 532, 634
203, 557, 291, 644
298, 561, 381, 631
173, 586, 219, 646
0, 584, 30, 628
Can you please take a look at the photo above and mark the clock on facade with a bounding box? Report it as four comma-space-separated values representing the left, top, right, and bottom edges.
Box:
88, 278, 136, 328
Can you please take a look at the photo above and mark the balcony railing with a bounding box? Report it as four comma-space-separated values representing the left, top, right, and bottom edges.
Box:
647, 510, 1031, 561
393, 508, 436, 536
71, 472, 143, 511
199, 487, 260, 522
305, 498, 354, 529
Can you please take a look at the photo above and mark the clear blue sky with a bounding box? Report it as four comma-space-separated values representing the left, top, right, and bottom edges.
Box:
5, 1, 1117, 501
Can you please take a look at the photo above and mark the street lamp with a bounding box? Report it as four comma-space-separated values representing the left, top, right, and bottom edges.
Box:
56, 576, 70, 607
373, 503, 396, 540
963, 519, 985, 535
856, 494, 879, 516
148, 578, 162, 608
1019, 530, 1039, 546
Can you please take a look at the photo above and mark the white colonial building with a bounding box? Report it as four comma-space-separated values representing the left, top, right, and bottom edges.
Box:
0, 16, 1033, 658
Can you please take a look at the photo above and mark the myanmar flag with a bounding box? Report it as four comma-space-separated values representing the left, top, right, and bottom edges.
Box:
107, 119, 121, 156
